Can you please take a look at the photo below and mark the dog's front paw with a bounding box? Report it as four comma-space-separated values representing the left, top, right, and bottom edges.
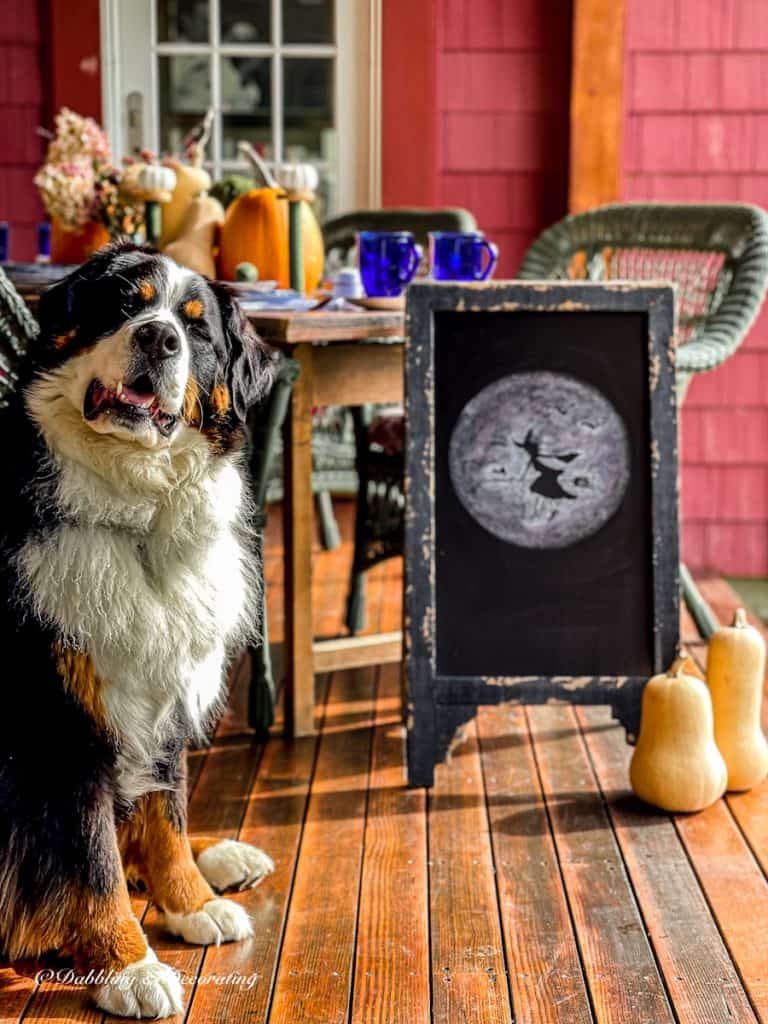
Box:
197, 838, 274, 892
92, 949, 183, 1019
164, 897, 253, 945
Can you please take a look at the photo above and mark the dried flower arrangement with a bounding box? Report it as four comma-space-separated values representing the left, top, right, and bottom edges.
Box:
34, 108, 145, 239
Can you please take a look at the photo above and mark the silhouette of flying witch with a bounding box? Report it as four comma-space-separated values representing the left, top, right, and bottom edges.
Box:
514, 428, 580, 501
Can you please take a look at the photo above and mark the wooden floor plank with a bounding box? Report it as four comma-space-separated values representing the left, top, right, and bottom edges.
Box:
477, 704, 592, 1024
526, 705, 674, 1024
727, 783, 768, 881
266, 666, 376, 1024
674, 803, 768, 1020
429, 721, 513, 1024
579, 705, 758, 1024
184, 692, 324, 1024
687, 579, 768, 884
0, 968, 37, 1024
350, 663, 429, 1024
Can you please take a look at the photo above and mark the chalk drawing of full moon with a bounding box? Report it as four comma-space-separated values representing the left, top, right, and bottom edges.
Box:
448, 372, 630, 549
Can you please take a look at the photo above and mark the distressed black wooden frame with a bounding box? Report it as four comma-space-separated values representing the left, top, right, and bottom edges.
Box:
404, 281, 679, 787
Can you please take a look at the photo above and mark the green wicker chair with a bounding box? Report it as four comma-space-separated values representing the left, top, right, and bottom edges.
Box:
0, 265, 39, 401
518, 202, 768, 636
345, 202, 768, 639
245, 353, 300, 733
518, 202, 768, 400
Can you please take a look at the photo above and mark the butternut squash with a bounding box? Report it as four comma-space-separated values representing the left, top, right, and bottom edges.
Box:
160, 161, 212, 247
708, 608, 768, 792
630, 657, 727, 812
163, 194, 224, 278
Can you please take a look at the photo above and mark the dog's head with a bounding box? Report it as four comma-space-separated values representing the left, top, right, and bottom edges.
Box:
28, 242, 275, 454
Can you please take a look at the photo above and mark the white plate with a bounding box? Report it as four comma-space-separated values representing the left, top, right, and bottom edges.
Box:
350, 295, 406, 311
225, 280, 278, 294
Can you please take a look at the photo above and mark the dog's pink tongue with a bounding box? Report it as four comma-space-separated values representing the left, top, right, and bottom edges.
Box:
120, 382, 154, 407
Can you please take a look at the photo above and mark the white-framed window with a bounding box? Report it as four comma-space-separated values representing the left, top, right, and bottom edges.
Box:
100, 0, 381, 217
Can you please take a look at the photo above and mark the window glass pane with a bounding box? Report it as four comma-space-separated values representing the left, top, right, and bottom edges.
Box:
158, 55, 211, 156
283, 58, 334, 163
221, 57, 272, 161
283, 0, 334, 44
157, 0, 209, 43
220, 0, 271, 43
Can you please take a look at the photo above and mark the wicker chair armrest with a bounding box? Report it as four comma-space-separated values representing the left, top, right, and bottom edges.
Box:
675, 206, 768, 373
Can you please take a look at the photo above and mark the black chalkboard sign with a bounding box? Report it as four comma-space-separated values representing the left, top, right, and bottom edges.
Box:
405, 282, 679, 787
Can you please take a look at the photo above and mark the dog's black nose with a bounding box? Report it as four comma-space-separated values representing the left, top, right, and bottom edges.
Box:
134, 322, 182, 361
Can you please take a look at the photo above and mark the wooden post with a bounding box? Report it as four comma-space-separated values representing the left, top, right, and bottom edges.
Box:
569, 0, 626, 213
283, 345, 316, 736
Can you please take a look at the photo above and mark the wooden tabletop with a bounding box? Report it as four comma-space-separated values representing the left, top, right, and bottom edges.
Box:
246, 308, 405, 344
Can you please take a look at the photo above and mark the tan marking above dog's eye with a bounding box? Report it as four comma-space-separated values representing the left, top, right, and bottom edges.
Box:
138, 280, 156, 302
184, 299, 204, 319
53, 328, 77, 349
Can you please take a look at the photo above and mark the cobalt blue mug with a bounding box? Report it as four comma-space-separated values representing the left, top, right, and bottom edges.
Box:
430, 231, 498, 281
357, 231, 421, 297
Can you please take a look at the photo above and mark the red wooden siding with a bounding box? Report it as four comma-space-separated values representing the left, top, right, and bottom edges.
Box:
623, 0, 768, 576
381, 1, 438, 207
49, 0, 102, 123
436, 0, 572, 277
0, 0, 46, 261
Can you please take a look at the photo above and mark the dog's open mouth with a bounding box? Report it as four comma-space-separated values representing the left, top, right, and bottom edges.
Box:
84, 375, 178, 437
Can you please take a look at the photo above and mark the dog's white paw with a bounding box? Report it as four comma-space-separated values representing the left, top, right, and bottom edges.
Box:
164, 897, 253, 946
92, 949, 183, 1019
197, 838, 274, 892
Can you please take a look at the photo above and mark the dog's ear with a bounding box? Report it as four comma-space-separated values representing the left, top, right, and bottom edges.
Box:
36, 242, 147, 353
210, 282, 276, 421
36, 268, 85, 344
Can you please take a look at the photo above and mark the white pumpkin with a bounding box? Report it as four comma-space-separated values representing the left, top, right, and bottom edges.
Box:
275, 162, 319, 195
138, 163, 177, 197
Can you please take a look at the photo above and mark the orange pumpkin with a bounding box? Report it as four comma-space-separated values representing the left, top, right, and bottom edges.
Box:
51, 219, 111, 264
217, 187, 324, 292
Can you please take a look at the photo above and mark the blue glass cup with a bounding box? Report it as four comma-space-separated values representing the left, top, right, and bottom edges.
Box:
430, 231, 498, 281
357, 231, 420, 297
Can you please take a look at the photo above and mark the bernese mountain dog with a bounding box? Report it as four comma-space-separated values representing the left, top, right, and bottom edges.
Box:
0, 243, 277, 1017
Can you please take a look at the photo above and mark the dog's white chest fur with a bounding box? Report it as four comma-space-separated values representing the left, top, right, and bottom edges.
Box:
17, 431, 256, 801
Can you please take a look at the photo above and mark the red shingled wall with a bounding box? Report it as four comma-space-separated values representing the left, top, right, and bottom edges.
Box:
435, 0, 572, 277
623, 0, 768, 575
0, 0, 46, 261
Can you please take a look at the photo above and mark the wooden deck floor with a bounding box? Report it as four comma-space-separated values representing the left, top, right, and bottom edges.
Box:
3, 502, 768, 1024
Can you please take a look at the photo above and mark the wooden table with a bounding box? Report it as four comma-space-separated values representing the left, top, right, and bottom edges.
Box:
248, 308, 406, 736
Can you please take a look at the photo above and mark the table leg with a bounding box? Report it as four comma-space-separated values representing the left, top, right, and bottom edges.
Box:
283, 344, 316, 736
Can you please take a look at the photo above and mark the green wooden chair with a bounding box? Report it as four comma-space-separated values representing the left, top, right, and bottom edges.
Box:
344, 202, 768, 639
